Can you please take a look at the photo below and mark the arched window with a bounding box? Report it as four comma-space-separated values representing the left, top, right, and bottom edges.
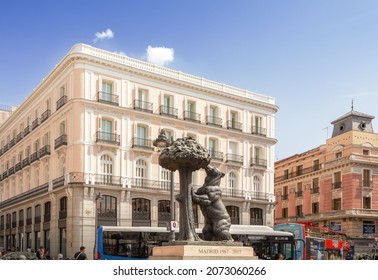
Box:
160, 168, 171, 190
253, 175, 261, 198
132, 198, 151, 226
97, 195, 117, 226
250, 208, 263, 225
227, 172, 237, 196
135, 159, 147, 187
100, 154, 113, 184
158, 200, 170, 227
226, 205, 240, 224
59, 196, 67, 220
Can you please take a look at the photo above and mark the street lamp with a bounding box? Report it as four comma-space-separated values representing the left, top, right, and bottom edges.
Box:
153, 129, 175, 242
93, 192, 103, 259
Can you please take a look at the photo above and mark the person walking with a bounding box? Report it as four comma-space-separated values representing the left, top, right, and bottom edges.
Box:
74, 246, 87, 260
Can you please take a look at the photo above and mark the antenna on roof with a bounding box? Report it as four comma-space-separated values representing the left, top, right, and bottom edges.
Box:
351, 99, 354, 111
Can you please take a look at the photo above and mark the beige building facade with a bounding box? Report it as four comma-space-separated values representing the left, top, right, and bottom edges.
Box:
275, 109, 378, 255
0, 44, 278, 259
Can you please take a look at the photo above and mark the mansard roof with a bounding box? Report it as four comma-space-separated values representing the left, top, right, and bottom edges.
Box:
331, 110, 375, 124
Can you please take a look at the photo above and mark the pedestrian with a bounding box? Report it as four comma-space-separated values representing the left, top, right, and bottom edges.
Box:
36, 246, 46, 260
274, 253, 285, 260
74, 246, 87, 260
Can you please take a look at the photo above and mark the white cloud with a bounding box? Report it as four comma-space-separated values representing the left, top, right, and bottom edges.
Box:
146, 46, 174, 66
93, 28, 114, 43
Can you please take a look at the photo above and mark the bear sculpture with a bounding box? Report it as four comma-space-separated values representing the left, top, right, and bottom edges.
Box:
192, 165, 233, 241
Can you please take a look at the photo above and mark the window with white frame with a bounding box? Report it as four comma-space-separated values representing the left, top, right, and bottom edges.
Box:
101, 81, 113, 102
135, 159, 147, 187
253, 175, 261, 195
228, 172, 237, 195
161, 168, 171, 190
100, 154, 113, 184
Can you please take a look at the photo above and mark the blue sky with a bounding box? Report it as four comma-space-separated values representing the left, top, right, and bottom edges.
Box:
1, 0, 378, 160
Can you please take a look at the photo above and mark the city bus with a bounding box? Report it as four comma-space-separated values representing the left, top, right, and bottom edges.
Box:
274, 222, 350, 260
97, 225, 296, 260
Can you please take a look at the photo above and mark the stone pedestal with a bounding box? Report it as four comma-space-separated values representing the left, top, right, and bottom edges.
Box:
150, 241, 258, 260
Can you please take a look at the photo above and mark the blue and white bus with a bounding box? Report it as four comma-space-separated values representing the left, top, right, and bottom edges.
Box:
97, 225, 295, 260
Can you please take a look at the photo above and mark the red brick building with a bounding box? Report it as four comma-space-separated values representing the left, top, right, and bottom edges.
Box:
274, 109, 378, 255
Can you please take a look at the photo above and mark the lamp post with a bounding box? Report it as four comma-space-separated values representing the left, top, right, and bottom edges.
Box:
93, 192, 103, 259
153, 129, 175, 242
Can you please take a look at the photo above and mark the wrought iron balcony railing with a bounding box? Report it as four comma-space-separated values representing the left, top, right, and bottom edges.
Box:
96, 131, 120, 145
39, 145, 51, 158
250, 158, 267, 167
225, 153, 243, 164
133, 99, 153, 113
55, 134, 67, 149
251, 126, 267, 136
209, 150, 224, 161
131, 137, 154, 150
227, 120, 242, 131
32, 118, 40, 130
206, 116, 223, 127
97, 91, 119, 106
24, 125, 30, 136
332, 181, 342, 189
22, 157, 30, 167
56, 95, 67, 110
16, 132, 23, 143
183, 111, 201, 123
159, 105, 178, 118
41, 109, 51, 123
30, 151, 39, 163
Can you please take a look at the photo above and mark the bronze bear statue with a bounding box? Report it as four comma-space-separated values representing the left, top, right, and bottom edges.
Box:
192, 165, 233, 241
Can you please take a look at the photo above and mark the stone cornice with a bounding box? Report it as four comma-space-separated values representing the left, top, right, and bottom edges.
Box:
69, 44, 278, 113
1, 44, 278, 133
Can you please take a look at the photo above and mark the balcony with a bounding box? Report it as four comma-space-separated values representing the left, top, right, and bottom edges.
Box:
56, 95, 67, 110
206, 116, 223, 128
133, 99, 153, 113
96, 131, 120, 146
34, 216, 41, 224
30, 151, 39, 163
225, 153, 243, 164
9, 138, 15, 148
40, 109, 51, 123
15, 162, 22, 173
209, 150, 224, 162
24, 125, 30, 136
183, 111, 201, 123
39, 145, 51, 158
31, 118, 40, 130
250, 158, 267, 168
2, 171, 8, 179
44, 214, 51, 223
159, 105, 178, 118
18, 220, 24, 227
97, 91, 119, 106
3, 143, 9, 153
295, 190, 303, 197
26, 218, 32, 226
251, 126, 267, 137
59, 210, 67, 220
281, 194, 288, 200
16, 132, 23, 143
22, 157, 30, 167
55, 134, 67, 150
332, 181, 342, 189
0, 148, 2, 156
227, 120, 242, 131
8, 166, 15, 176
311, 186, 319, 194
131, 137, 154, 150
